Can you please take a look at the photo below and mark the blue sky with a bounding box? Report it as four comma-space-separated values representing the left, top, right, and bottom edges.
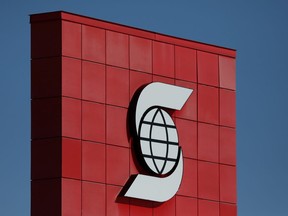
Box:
1, 0, 288, 215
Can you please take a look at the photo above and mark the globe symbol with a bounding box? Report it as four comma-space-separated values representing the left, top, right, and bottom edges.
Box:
138, 107, 180, 175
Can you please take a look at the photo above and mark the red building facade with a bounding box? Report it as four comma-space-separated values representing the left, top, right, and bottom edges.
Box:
30, 11, 236, 216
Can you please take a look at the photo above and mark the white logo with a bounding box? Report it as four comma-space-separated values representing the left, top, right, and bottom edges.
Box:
122, 82, 192, 202
139, 107, 179, 175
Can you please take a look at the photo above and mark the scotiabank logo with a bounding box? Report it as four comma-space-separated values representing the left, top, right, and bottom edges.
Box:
121, 82, 192, 202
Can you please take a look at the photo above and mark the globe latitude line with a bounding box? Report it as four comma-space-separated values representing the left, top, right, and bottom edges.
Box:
142, 154, 178, 162
139, 137, 178, 146
141, 120, 176, 129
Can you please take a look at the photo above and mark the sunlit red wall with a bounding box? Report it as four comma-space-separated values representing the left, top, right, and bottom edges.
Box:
31, 11, 236, 216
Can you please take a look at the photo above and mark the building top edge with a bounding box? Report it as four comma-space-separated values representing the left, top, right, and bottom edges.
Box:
30, 11, 236, 58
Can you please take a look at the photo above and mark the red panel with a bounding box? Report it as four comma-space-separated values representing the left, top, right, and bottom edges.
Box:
62, 138, 81, 179
220, 89, 236, 127
107, 106, 129, 147
31, 58, 61, 98
153, 75, 175, 85
106, 31, 129, 68
154, 196, 175, 216
130, 70, 152, 99
32, 138, 81, 180
82, 182, 105, 216
32, 57, 81, 99
177, 158, 197, 197
82, 25, 105, 63
31, 20, 61, 58
219, 56, 236, 90
199, 199, 219, 216
62, 97, 81, 139
220, 165, 237, 203
106, 185, 129, 216
198, 123, 219, 163
82, 101, 105, 143
198, 51, 219, 86
130, 36, 152, 73
176, 196, 197, 216
220, 203, 237, 216
175, 80, 197, 121
62, 57, 81, 98
198, 161, 219, 201
62, 178, 81, 216
107, 66, 129, 108
31, 179, 61, 216
198, 84, 219, 125
220, 127, 236, 165
82, 141, 106, 183
31, 98, 61, 139
31, 138, 61, 179
62, 21, 81, 58
175, 118, 197, 159
82, 61, 105, 103
153, 41, 174, 78
130, 205, 153, 216
106, 145, 129, 186
175, 46, 197, 82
